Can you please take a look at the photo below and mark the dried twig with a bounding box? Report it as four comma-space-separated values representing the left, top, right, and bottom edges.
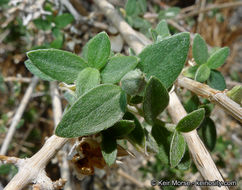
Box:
177, 1, 242, 20
178, 77, 242, 123
117, 169, 150, 189
4, 76, 32, 83
93, 1, 227, 189
0, 76, 39, 155
50, 82, 71, 190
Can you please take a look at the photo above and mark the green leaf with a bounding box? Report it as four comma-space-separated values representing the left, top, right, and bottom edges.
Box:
24, 60, 55, 81
177, 146, 191, 170
176, 108, 205, 133
200, 117, 217, 151
120, 69, 146, 95
138, 32, 190, 88
151, 122, 172, 165
50, 34, 63, 49
54, 13, 74, 29
87, 32, 111, 70
129, 95, 143, 104
104, 120, 135, 139
227, 85, 242, 105
149, 28, 158, 41
207, 70, 226, 91
155, 20, 170, 39
184, 95, 200, 113
101, 55, 138, 84
170, 131, 186, 168
63, 91, 76, 105
55, 85, 126, 138
76, 67, 100, 97
33, 18, 51, 31
192, 34, 209, 65
101, 133, 117, 166
182, 65, 199, 79
206, 47, 229, 69
27, 49, 87, 84
195, 64, 211, 83
125, 0, 137, 16
124, 112, 145, 148
137, 0, 147, 14
143, 77, 169, 125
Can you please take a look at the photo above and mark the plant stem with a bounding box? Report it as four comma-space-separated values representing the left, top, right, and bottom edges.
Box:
178, 77, 242, 123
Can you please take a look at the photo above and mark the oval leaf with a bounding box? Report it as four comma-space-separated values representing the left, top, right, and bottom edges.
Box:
55, 85, 126, 138
101, 133, 117, 166
143, 77, 169, 125
101, 55, 138, 84
138, 32, 190, 88
76, 67, 100, 97
104, 120, 135, 139
124, 112, 145, 148
170, 131, 186, 168
207, 70, 226, 91
177, 146, 191, 170
27, 49, 87, 84
176, 108, 205, 133
192, 34, 209, 65
207, 47, 230, 69
24, 60, 55, 81
151, 122, 172, 165
195, 64, 211, 83
87, 32, 111, 70
200, 117, 217, 151
155, 20, 170, 39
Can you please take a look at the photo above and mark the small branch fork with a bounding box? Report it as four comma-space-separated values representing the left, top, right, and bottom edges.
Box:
178, 77, 242, 123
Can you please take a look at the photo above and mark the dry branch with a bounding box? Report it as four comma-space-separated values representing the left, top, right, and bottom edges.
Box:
0, 76, 39, 155
93, 0, 228, 189
178, 77, 242, 123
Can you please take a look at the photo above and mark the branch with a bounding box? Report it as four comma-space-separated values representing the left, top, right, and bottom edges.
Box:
177, 1, 242, 20
0, 76, 39, 155
50, 82, 71, 190
178, 77, 242, 123
93, 1, 227, 189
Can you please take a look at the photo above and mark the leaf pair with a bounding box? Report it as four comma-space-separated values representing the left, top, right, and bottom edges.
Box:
149, 20, 170, 42
101, 120, 135, 166
192, 34, 229, 90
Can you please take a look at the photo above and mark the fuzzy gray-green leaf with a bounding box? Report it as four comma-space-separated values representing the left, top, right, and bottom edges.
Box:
76, 67, 100, 97
155, 20, 170, 39
138, 32, 190, 88
170, 131, 186, 168
151, 123, 172, 165
101, 133, 117, 166
207, 70, 226, 91
200, 117, 217, 151
27, 49, 87, 83
104, 120, 135, 139
143, 77, 169, 125
192, 34, 209, 65
195, 64, 211, 83
206, 47, 229, 69
87, 32, 110, 70
176, 108, 205, 133
24, 60, 55, 81
55, 85, 126, 138
101, 55, 138, 84
124, 112, 145, 148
